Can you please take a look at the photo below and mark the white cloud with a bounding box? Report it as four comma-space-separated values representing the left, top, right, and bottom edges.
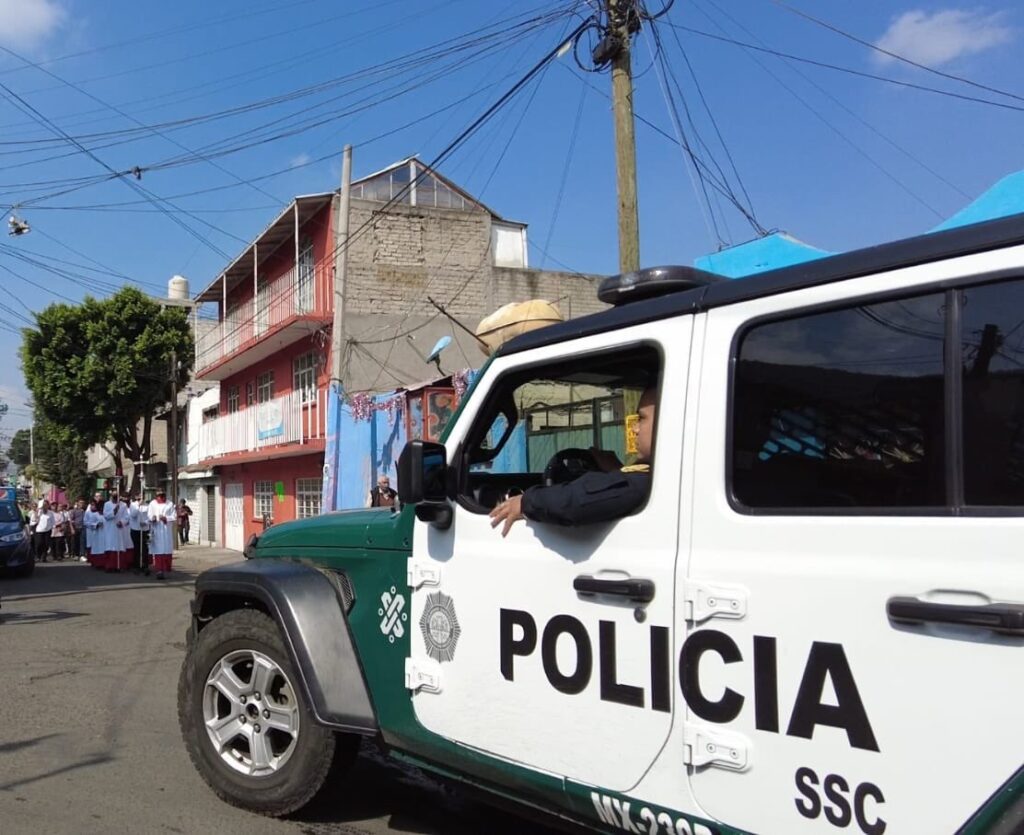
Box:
289, 153, 312, 169
873, 8, 1013, 67
0, 0, 64, 48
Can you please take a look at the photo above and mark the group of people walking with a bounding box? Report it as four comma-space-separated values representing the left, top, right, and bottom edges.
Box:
27, 491, 184, 580
27, 499, 84, 561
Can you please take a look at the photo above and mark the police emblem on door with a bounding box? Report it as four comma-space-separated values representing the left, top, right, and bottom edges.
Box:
420, 591, 461, 663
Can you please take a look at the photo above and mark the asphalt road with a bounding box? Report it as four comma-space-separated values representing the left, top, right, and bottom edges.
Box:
0, 550, 567, 835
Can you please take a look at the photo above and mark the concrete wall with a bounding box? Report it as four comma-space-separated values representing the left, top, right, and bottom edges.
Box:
183, 386, 220, 466
337, 199, 605, 394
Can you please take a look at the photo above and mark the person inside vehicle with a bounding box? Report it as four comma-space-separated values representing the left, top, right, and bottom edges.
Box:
489, 386, 656, 537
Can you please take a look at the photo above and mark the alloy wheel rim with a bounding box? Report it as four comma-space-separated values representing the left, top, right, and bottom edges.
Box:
202, 648, 300, 776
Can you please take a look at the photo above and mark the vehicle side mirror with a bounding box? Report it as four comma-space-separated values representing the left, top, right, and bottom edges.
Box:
398, 441, 452, 529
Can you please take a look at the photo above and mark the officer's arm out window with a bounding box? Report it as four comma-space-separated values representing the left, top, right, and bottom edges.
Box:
459, 347, 659, 514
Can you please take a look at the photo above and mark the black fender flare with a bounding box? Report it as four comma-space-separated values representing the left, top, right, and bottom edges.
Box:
191, 559, 377, 734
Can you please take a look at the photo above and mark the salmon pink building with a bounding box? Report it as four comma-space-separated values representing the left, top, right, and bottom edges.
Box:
190, 158, 603, 549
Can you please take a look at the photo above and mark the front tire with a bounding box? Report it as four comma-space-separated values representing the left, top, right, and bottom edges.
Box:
177, 608, 356, 816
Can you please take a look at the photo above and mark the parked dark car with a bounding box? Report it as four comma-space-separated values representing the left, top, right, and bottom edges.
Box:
0, 502, 31, 577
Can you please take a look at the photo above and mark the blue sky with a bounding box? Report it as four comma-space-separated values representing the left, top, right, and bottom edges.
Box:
0, 0, 1021, 434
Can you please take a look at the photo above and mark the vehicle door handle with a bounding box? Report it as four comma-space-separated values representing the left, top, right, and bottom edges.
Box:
574, 575, 655, 603
887, 596, 1024, 636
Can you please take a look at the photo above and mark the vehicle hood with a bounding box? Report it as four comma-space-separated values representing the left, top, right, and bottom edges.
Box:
254, 506, 414, 554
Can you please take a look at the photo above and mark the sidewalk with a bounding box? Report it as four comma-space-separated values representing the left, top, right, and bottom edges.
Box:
172, 544, 244, 574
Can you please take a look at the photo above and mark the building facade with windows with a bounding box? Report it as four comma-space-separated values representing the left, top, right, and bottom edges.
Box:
191, 158, 604, 549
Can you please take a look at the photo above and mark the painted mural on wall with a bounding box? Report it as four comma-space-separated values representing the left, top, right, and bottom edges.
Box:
321, 371, 475, 512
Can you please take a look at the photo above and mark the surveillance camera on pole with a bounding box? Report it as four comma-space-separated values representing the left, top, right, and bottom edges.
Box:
7, 215, 29, 236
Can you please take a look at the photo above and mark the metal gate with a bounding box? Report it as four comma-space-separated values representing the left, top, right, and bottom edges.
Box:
206, 486, 217, 544
225, 483, 244, 551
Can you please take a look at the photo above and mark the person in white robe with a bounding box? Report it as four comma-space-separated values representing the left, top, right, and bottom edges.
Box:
85, 494, 104, 568
102, 493, 124, 571
117, 498, 133, 568
148, 491, 176, 579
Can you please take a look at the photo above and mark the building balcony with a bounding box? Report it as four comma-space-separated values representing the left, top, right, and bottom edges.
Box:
197, 388, 326, 465
195, 262, 332, 380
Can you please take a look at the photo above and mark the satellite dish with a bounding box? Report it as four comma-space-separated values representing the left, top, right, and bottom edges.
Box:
426, 336, 451, 364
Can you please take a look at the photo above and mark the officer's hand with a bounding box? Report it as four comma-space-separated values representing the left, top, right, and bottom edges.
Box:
489, 495, 525, 537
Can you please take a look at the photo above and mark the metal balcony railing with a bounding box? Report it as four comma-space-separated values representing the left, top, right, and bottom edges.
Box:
197, 388, 325, 462
196, 262, 331, 374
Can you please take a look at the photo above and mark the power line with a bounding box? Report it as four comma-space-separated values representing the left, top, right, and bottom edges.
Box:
0, 0, 322, 80
0, 3, 578, 213
0, 2, 573, 157
206, 12, 592, 356
771, 0, 1024, 106
541, 82, 588, 268
0, 82, 238, 259
699, 0, 971, 203
658, 14, 758, 218
688, 0, 944, 220
643, 27, 726, 246
661, 21, 1024, 115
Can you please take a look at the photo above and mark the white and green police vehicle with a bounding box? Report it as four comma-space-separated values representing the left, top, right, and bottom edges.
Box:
178, 214, 1024, 834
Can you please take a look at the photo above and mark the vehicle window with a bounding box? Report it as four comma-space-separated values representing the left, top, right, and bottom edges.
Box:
962, 278, 1024, 506
461, 347, 658, 511
0, 504, 20, 523
732, 292, 946, 509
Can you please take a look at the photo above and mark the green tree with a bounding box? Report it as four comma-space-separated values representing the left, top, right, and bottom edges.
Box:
21, 287, 193, 495
9, 428, 31, 468
28, 418, 90, 500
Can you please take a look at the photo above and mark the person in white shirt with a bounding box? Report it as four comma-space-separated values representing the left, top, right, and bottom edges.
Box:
148, 490, 176, 579
50, 504, 67, 561
32, 499, 56, 563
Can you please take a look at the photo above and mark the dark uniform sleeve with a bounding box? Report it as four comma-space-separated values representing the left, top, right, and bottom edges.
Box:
521, 470, 650, 527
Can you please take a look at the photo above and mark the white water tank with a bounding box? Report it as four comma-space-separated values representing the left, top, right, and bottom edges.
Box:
168, 275, 189, 301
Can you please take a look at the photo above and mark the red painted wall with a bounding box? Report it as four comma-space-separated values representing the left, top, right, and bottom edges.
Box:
220, 453, 324, 544
221, 201, 334, 314
217, 334, 330, 414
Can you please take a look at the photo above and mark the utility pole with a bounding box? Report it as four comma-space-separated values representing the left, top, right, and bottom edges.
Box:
608, 0, 640, 273
169, 350, 179, 513
29, 423, 34, 496
330, 144, 353, 386
324, 145, 353, 513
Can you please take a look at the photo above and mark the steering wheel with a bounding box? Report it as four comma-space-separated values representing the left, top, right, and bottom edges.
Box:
543, 448, 600, 486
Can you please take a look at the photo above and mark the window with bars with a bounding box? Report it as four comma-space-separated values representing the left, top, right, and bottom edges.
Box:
257, 371, 274, 403
246, 381, 255, 406
296, 478, 322, 518
254, 480, 274, 521
293, 352, 318, 403
227, 386, 240, 413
